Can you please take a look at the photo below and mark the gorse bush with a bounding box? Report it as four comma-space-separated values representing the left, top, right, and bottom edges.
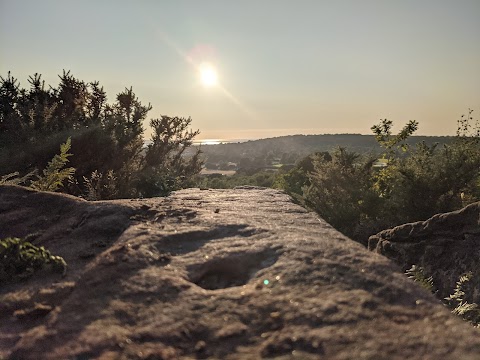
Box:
273, 152, 331, 202
372, 117, 480, 222
0, 71, 203, 199
304, 148, 381, 241
0, 237, 67, 283
137, 116, 203, 197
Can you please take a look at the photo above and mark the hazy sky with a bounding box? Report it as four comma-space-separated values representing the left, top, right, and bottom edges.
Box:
1, 0, 479, 140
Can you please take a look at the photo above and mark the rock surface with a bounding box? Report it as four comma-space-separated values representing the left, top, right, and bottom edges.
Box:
1, 185, 480, 359
368, 201, 480, 302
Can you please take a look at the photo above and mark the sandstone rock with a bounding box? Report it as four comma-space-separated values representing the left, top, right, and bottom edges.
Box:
368, 201, 480, 303
1, 185, 480, 359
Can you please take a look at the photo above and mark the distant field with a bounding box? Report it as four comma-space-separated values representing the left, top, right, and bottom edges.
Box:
200, 169, 236, 176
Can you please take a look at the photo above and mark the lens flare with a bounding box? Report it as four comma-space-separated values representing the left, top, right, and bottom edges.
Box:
152, 28, 259, 121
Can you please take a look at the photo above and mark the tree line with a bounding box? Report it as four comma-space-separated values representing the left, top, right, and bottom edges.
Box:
0, 71, 203, 198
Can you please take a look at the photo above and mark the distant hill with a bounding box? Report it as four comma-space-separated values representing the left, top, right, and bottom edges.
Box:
197, 134, 455, 165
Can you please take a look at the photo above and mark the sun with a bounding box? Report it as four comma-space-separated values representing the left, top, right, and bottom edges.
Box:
199, 62, 218, 87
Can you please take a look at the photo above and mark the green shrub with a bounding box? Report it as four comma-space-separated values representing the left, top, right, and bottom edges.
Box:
0, 237, 67, 283
302, 147, 383, 243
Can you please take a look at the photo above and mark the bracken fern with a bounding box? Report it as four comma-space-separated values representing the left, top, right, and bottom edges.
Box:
405, 265, 435, 293
30, 138, 75, 192
406, 266, 480, 327
444, 272, 480, 327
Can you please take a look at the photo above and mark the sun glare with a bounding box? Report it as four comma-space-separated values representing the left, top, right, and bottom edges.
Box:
199, 63, 218, 87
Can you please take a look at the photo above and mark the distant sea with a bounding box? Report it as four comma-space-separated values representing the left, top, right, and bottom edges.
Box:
144, 138, 253, 147
192, 139, 253, 145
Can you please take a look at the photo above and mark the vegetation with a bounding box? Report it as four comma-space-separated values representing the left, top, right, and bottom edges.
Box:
406, 265, 435, 293
0, 71, 202, 199
137, 116, 203, 197
199, 133, 453, 168
407, 265, 480, 327
445, 272, 480, 327
1, 138, 74, 191
274, 112, 480, 244
30, 137, 75, 192
0, 171, 35, 186
197, 171, 277, 189
0, 237, 67, 283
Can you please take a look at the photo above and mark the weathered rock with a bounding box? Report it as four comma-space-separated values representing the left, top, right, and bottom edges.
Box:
1, 185, 480, 359
368, 201, 480, 303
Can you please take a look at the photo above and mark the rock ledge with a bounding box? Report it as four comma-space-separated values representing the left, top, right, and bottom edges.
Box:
1, 185, 480, 359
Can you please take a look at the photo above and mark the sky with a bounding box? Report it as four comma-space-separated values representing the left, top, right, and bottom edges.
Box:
1, 0, 479, 141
